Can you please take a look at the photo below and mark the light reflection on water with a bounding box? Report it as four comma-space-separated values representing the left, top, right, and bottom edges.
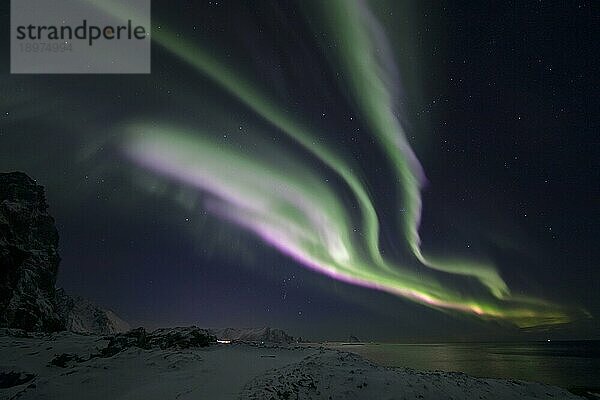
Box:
329, 341, 600, 389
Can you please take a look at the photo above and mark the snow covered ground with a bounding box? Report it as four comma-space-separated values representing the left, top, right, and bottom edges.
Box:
242, 349, 586, 400
0, 331, 583, 400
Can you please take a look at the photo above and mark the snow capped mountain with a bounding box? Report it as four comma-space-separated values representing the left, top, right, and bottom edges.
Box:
54, 289, 130, 335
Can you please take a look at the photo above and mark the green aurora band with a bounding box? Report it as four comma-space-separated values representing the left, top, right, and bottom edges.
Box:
94, 0, 580, 326
125, 125, 572, 328
310, 0, 516, 300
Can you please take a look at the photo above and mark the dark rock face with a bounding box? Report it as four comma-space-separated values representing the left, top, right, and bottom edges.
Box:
0, 371, 36, 388
0, 172, 129, 334
0, 172, 63, 331
100, 327, 151, 357
49, 353, 85, 368
149, 326, 216, 349
99, 327, 215, 357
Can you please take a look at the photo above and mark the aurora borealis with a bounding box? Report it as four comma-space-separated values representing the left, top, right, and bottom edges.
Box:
1, 0, 597, 340
113, 0, 574, 327
124, 124, 572, 327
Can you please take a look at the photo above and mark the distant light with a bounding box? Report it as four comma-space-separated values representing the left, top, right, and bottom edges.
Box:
547, 339, 551, 342
217, 339, 231, 344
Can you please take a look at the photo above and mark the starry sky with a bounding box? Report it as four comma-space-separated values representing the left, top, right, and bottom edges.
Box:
0, 0, 598, 341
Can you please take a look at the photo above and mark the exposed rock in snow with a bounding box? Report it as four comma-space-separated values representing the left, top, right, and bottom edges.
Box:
149, 326, 216, 349
98, 326, 215, 357
0, 371, 36, 389
208, 327, 294, 343
0, 172, 63, 331
54, 289, 130, 335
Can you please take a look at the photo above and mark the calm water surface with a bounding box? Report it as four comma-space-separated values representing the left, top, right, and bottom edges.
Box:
329, 341, 600, 389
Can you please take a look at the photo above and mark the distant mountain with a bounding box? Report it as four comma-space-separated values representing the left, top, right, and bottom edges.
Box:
208, 327, 294, 343
0, 172, 129, 334
348, 335, 361, 343
55, 289, 130, 335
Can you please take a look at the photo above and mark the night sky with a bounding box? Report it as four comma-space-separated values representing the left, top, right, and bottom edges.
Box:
0, 0, 598, 341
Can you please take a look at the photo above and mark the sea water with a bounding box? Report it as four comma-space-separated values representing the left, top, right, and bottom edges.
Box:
330, 341, 600, 389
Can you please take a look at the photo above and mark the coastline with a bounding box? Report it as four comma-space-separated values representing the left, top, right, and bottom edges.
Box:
324, 341, 600, 394
0, 331, 586, 399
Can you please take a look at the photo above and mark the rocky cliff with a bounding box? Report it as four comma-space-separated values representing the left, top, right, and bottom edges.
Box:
0, 172, 63, 331
0, 172, 128, 334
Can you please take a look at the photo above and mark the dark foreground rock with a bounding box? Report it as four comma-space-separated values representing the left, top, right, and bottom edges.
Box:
0, 371, 36, 389
99, 326, 216, 357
